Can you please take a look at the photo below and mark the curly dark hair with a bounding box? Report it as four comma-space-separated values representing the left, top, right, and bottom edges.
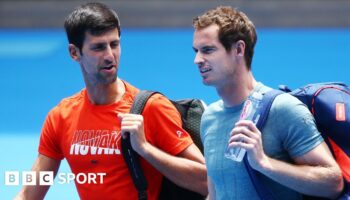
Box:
64, 2, 121, 52
193, 6, 257, 69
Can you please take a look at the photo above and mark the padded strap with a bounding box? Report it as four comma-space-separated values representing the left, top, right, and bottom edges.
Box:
121, 90, 159, 200
243, 89, 283, 200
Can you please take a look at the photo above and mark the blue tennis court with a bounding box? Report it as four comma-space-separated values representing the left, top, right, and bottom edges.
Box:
1, 28, 349, 199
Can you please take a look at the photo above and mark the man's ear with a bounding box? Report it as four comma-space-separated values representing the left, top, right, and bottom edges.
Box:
68, 44, 81, 61
235, 40, 245, 57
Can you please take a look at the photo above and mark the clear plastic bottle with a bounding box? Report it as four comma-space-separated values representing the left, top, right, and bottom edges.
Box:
224, 91, 263, 162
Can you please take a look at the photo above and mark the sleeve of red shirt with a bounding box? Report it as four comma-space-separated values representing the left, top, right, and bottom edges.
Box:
142, 94, 194, 156
38, 107, 65, 160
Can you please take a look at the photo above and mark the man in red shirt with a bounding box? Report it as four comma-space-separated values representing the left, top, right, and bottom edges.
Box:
15, 2, 207, 200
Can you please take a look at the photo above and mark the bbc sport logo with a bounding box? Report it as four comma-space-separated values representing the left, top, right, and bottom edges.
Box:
5, 171, 106, 186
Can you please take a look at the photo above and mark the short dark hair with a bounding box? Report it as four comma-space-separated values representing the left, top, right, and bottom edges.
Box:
64, 2, 121, 52
193, 6, 257, 69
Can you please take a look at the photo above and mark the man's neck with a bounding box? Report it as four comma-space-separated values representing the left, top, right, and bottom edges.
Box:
85, 78, 125, 105
218, 71, 257, 107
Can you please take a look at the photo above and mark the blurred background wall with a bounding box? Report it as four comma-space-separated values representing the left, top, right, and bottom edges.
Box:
1, 0, 350, 28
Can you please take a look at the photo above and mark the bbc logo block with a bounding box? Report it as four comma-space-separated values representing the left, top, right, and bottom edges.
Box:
4, 171, 106, 186
5, 171, 53, 186
5, 171, 19, 186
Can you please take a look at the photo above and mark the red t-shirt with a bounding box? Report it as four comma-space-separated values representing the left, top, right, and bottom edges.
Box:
39, 81, 193, 200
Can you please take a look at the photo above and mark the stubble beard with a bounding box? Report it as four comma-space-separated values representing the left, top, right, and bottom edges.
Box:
96, 70, 118, 85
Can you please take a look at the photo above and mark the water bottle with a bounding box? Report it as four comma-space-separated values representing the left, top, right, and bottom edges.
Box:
224, 91, 263, 162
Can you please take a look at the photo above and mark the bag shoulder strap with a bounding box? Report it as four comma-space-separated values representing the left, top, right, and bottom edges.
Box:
121, 90, 159, 200
243, 89, 283, 200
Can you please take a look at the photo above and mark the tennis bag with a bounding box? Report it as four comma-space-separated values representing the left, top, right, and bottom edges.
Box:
280, 82, 350, 200
246, 82, 350, 200
121, 90, 206, 200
